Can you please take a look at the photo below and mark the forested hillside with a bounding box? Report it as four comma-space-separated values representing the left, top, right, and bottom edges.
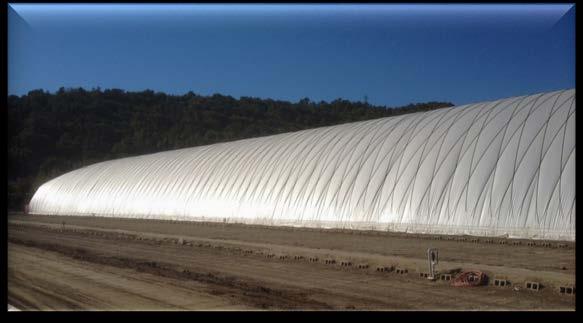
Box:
8, 87, 453, 210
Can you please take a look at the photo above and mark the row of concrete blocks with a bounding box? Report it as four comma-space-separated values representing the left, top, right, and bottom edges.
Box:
51, 225, 573, 250
374, 266, 405, 274
98, 227, 574, 255
417, 273, 453, 281
493, 278, 575, 295
323, 259, 366, 269
494, 279, 540, 291
375, 266, 418, 276
526, 242, 569, 249
410, 274, 574, 294
330, 261, 370, 270
173, 239, 266, 257
480, 239, 568, 248
261, 253, 319, 261
412, 233, 570, 249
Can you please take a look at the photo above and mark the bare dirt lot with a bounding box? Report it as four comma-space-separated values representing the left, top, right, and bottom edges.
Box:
8, 214, 576, 310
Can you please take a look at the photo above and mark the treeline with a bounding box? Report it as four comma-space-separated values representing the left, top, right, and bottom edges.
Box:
7, 87, 453, 210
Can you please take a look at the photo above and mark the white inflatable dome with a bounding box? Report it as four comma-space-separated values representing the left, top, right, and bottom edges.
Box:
29, 89, 576, 241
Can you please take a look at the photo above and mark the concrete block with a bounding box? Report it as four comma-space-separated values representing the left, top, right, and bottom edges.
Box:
376, 266, 394, 272
559, 286, 575, 296
525, 281, 541, 291
493, 278, 509, 287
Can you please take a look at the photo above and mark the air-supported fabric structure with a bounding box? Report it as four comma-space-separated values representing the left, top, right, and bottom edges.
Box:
29, 89, 576, 241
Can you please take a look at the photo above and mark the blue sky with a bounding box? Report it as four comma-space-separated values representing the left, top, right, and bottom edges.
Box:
8, 4, 575, 106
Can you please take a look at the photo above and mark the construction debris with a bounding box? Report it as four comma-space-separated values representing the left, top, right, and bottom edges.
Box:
451, 270, 487, 287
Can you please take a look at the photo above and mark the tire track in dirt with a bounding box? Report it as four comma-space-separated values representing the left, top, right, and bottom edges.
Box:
9, 237, 332, 310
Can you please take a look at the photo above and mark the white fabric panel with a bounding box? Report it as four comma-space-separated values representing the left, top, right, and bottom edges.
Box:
29, 89, 576, 240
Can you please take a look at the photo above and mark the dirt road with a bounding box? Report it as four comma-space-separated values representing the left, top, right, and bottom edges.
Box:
8, 215, 576, 310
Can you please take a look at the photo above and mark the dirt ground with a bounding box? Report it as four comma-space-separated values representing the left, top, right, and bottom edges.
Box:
8, 214, 576, 310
